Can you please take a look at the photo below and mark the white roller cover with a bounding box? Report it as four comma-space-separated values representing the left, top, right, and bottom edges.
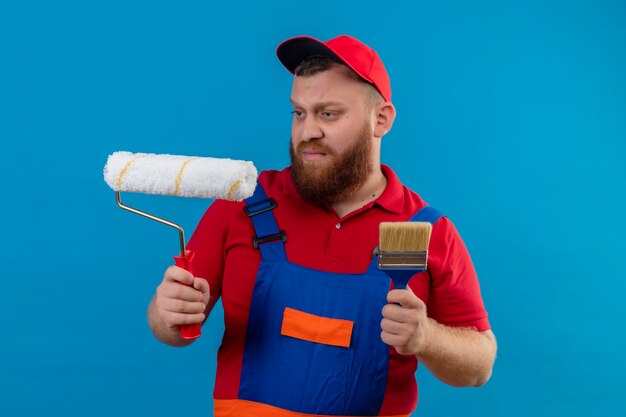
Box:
104, 151, 257, 201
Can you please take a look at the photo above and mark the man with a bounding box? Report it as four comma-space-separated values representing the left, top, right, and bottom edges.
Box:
148, 35, 496, 417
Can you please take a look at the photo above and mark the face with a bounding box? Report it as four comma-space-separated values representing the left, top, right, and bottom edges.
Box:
289, 65, 377, 205
290, 122, 373, 205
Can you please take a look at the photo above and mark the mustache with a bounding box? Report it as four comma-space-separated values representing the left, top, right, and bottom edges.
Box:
293, 140, 336, 156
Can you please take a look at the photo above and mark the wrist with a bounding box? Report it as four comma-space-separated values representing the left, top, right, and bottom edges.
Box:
415, 318, 437, 358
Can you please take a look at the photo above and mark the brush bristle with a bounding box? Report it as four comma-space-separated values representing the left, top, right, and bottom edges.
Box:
379, 222, 432, 252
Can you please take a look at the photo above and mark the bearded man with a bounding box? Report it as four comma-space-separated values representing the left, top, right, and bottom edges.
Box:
147, 35, 497, 417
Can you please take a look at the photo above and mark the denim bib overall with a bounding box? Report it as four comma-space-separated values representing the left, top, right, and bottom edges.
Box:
236, 184, 443, 416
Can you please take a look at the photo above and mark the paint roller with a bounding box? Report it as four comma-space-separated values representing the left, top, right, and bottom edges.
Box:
103, 151, 258, 339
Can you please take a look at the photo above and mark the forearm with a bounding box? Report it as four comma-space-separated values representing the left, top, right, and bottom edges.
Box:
147, 295, 194, 347
418, 320, 496, 387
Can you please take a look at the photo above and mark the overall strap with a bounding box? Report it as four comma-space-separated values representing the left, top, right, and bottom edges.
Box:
243, 183, 287, 261
410, 205, 445, 224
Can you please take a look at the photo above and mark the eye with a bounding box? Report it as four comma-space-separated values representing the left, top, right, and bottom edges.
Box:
291, 110, 304, 119
321, 111, 338, 119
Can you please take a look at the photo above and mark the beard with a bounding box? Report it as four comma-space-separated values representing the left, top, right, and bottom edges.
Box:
289, 123, 373, 206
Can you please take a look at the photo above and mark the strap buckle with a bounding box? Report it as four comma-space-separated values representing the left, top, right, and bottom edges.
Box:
243, 198, 277, 217
253, 230, 287, 249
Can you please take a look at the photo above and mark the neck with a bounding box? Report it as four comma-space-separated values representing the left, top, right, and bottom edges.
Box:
332, 165, 387, 218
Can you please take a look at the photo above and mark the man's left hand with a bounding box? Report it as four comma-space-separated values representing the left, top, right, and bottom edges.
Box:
380, 286, 430, 356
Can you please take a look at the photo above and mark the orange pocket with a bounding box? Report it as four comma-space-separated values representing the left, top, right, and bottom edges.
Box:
280, 307, 353, 348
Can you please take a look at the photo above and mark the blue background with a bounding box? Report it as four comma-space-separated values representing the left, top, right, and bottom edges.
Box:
1, 0, 624, 416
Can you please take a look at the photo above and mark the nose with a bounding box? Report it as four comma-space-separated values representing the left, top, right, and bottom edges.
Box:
296, 114, 324, 143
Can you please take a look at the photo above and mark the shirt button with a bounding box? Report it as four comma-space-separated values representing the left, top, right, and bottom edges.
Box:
335, 223, 341, 229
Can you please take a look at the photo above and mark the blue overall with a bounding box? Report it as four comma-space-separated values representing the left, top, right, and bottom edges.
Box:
238, 184, 443, 415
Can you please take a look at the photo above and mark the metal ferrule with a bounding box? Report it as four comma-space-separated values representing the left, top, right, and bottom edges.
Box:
377, 249, 428, 270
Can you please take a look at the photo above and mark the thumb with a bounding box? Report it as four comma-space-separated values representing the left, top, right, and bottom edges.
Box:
193, 277, 211, 304
403, 284, 420, 305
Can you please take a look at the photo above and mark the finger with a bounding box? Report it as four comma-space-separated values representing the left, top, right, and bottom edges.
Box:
381, 331, 414, 355
193, 277, 210, 295
380, 330, 405, 348
386, 288, 424, 309
159, 281, 204, 302
381, 317, 406, 335
160, 298, 207, 314
164, 265, 195, 286
161, 311, 206, 327
382, 303, 408, 322
193, 278, 211, 305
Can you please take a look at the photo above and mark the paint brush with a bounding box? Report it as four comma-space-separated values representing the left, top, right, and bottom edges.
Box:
377, 222, 433, 290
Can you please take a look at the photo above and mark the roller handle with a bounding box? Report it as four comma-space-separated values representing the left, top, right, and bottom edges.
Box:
173, 250, 202, 340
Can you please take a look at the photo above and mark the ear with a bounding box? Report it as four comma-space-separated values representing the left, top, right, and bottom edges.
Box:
373, 102, 396, 139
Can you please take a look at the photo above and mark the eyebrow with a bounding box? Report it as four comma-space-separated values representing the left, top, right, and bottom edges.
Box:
290, 99, 346, 111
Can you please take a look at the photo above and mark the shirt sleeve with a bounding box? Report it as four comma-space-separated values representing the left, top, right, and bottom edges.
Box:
419, 216, 490, 331
186, 199, 236, 298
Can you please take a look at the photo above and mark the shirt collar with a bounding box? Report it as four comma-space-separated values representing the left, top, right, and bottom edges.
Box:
280, 164, 405, 215
374, 164, 405, 214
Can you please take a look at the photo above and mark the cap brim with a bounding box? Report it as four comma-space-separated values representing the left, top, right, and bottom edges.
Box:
276, 36, 343, 74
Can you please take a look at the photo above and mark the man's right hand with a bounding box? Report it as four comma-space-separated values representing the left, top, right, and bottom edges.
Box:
154, 265, 211, 329
148, 266, 211, 345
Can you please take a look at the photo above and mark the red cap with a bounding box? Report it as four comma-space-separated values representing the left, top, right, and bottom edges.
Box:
276, 35, 392, 102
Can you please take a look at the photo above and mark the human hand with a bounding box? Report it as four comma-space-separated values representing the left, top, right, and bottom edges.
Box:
153, 265, 211, 330
380, 286, 430, 356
